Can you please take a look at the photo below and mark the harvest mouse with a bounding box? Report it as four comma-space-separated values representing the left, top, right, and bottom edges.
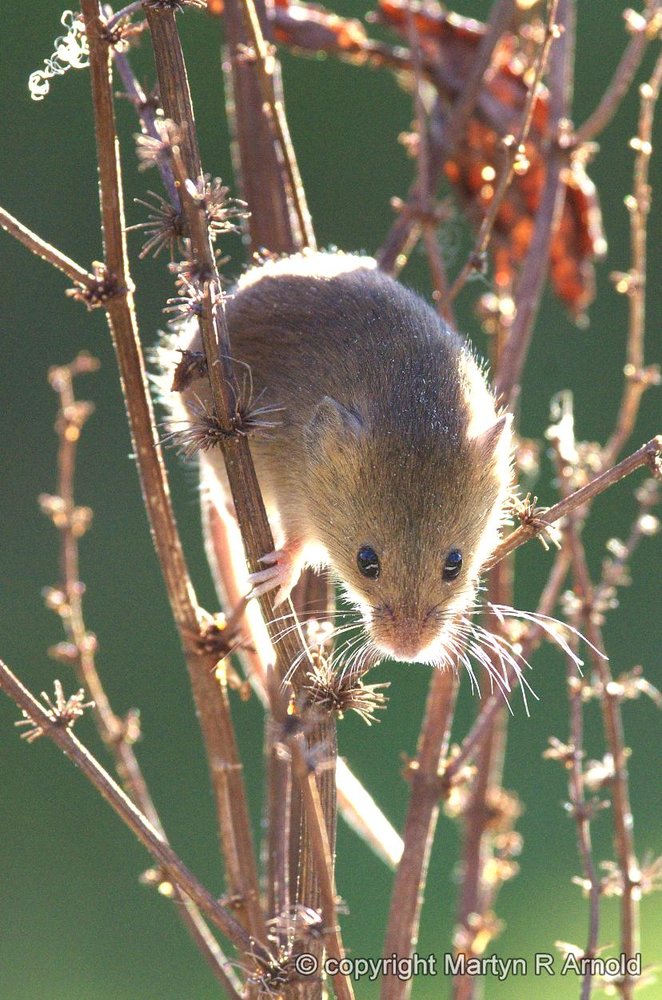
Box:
163, 251, 512, 665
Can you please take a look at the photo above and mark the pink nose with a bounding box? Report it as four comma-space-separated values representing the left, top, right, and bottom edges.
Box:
377, 618, 427, 662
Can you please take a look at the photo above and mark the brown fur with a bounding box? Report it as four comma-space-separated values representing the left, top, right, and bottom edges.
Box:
171, 251, 512, 663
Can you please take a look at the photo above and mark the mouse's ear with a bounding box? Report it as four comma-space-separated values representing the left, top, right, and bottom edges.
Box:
471, 412, 513, 463
304, 396, 364, 455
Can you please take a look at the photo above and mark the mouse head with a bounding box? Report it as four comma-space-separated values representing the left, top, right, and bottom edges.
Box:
303, 394, 512, 665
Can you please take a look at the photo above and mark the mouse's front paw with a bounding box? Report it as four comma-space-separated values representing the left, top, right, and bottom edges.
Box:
247, 542, 302, 607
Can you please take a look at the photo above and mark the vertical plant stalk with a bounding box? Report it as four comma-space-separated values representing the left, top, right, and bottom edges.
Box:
143, 10, 339, 990
564, 611, 600, 1000
405, 3, 453, 325
221, 0, 313, 252
80, 0, 266, 945
452, 560, 511, 1000
566, 530, 640, 1000
602, 52, 662, 467
44, 355, 239, 990
495, 0, 576, 404
380, 668, 459, 1000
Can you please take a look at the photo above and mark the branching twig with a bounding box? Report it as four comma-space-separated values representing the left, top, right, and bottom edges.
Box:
488, 436, 662, 567
43, 354, 238, 989
602, 51, 662, 466
575, 2, 661, 145
0, 205, 99, 291
0, 658, 269, 973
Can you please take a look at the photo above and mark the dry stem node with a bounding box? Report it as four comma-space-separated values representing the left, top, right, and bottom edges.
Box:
15, 680, 94, 743
66, 261, 123, 309
302, 659, 390, 725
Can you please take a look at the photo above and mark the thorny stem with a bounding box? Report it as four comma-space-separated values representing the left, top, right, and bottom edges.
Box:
447, 0, 560, 302
488, 436, 662, 567
0, 658, 269, 972
0, 205, 98, 290
381, 668, 459, 1000
494, 0, 575, 405
602, 52, 662, 467
575, 1, 661, 145
82, 0, 266, 947
45, 356, 239, 990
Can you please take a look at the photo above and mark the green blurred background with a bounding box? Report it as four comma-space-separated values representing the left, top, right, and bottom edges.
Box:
1, 2, 660, 998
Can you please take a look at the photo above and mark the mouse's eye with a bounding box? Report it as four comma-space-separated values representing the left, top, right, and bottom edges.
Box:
357, 545, 380, 579
443, 549, 463, 581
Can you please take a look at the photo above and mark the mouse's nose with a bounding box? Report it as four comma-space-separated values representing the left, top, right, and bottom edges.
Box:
374, 615, 430, 663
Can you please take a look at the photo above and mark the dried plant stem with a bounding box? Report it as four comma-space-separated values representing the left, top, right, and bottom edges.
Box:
289, 738, 355, 1000
0, 205, 98, 290
453, 559, 512, 1000
0, 658, 267, 973
495, 0, 575, 404
222, 0, 300, 252
81, 0, 266, 945
144, 11, 339, 985
447, 0, 560, 302
405, 2, 453, 325
565, 631, 600, 1000
488, 436, 662, 567
566, 530, 640, 1000
377, 0, 516, 275
381, 668, 459, 1000
46, 356, 238, 989
602, 51, 662, 467
238, 0, 315, 249
574, 1, 660, 145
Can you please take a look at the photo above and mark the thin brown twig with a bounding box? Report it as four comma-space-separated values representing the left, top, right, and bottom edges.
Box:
0, 205, 99, 290
381, 668, 459, 1000
447, 0, 560, 302
602, 51, 662, 467
487, 436, 662, 567
494, 0, 575, 404
405, 2, 454, 325
81, 0, 266, 946
574, 1, 661, 145
43, 355, 239, 990
566, 530, 640, 1000
0, 658, 269, 972
563, 600, 601, 1000
377, 0, 516, 276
